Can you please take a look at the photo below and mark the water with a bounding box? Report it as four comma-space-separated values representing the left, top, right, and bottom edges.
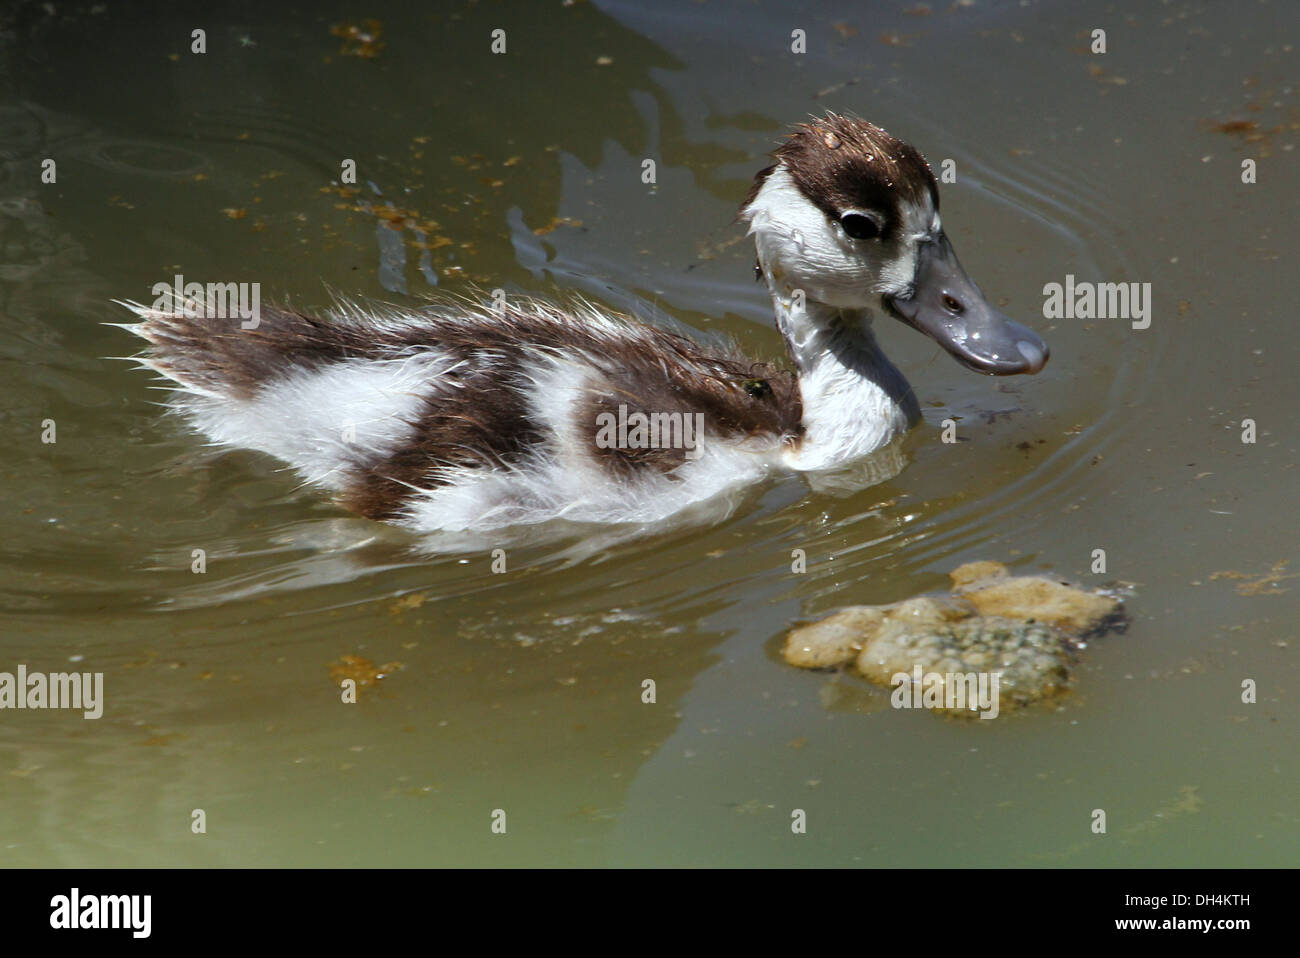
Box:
1, 0, 1295, 866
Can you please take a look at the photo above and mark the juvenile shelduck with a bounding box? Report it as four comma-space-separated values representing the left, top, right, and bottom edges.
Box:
118, 114, 1048, 533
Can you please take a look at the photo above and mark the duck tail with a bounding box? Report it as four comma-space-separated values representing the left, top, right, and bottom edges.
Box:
111, 294, 366, 400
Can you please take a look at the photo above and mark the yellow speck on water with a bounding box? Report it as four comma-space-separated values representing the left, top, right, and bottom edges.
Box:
328, 655, 403, 689
138, 734, 180, 747
1151, 785, 1203, 820
1087, 64, 1128, 85
532, 216, 583, 235
413, 236, 453, 251
391, 592, 427, 612
1210, 560, 1298, 595
330, 19, 385, 59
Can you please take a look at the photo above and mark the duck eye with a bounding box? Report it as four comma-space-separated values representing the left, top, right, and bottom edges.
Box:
840, 212, 881, 241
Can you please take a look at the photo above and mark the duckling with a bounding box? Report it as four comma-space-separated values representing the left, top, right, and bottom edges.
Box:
117, 113, 1047, 532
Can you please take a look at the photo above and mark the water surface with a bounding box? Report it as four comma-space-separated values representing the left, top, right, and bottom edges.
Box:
1, 0, 1296, 866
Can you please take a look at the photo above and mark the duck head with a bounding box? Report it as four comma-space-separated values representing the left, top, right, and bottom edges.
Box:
739, 113, 1048, 376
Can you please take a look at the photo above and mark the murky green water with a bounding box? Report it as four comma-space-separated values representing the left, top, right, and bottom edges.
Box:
1, 0, 1295, 866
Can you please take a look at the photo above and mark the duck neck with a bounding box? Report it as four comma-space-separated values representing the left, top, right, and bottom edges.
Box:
766, 278, 920, 470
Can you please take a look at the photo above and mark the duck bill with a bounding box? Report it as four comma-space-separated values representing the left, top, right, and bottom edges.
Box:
883, 232, 1048, 375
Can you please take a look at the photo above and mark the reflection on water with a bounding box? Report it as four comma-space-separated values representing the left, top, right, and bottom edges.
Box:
0, 0, 1296, 866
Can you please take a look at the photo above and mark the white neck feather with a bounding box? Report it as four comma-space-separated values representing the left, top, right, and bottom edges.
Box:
742, 164, 922, 471
768, 285, 919, 470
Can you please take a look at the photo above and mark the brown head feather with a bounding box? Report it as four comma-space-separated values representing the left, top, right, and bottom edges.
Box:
742, 113, 938, 239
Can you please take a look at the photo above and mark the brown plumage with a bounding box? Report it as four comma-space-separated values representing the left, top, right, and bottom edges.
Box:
126, 297, 802, 521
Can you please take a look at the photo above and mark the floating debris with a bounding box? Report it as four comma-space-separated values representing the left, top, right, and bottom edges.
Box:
784, 561, 1126, 717
331, 20, 385, 59
1210, 559, 1297, 595
328, 654, 403, 691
